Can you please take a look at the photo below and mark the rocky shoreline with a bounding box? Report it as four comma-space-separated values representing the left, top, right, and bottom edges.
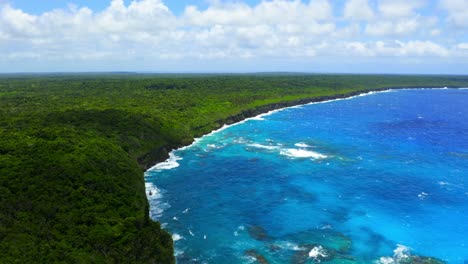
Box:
137, 87, 388, 170
140, 85, 467, 171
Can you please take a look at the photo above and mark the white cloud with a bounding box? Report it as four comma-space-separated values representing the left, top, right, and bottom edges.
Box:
342, 40, 450, 57
0, 4, 39, 37
378, 0, 426, 17
398, 40, 449, 56
457, 43, 468, 49
345, 41, 373, 56
95, 0, 176, 33
183, 0, 333, 27
0, 0, 465, 71
357, 1, 439, 38
344, 0, 374, 20
440, 0, 468, 28
430, 29, 441, 36
365, 16, 438, 37
305, 0, 334, 21
365, 19, 419, 36
183, 3, 251, 26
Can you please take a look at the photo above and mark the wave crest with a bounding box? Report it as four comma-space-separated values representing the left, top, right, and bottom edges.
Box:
148, 152, 182, 171
294, 142, 311, 148
248, 143, 280, 150
280, 148, 327, 159
375, 245, 411, 264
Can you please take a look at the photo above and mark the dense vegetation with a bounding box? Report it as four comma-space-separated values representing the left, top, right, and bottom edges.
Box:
1, 73, 468, 263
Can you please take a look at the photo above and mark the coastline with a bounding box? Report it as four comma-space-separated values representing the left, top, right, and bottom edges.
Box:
146, 89, 390, 172
143, 86, 464, 172
139, 88, 382, 171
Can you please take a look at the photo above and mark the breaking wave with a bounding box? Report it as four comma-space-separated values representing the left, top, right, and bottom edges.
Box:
148, 152, 182, 171
280, 148, 327, 159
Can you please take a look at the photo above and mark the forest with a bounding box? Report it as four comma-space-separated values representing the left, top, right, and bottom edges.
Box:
1, 73, 468, 263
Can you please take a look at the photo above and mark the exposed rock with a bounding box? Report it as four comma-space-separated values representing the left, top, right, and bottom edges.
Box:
268, 243, 282, 252
401, 256, 446, 264
247, 225, 271, 241
376, 245, 446, 264
245, 249, 270, 264
282, 229, 352, 253
290, 243, 358, 264
291, 244, 333, 264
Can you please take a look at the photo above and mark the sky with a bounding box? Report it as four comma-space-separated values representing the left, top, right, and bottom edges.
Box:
0, 0, 467, 74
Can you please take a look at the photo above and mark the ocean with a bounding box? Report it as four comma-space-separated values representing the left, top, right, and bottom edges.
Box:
145, 88, 468, 263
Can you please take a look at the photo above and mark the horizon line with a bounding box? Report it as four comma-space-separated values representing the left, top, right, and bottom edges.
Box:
1, 71, 467, 76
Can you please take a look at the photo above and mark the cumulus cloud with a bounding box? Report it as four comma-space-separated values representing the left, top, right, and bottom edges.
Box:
340, 40, 449, 57
0, 0, 466, 72
1, 4, 39, 37
0, 0, 340, 61
364, 17, 437, 37
184, 0, 333, 26
378, 0, 426, 18
458, 43, 468, 49
343, 0, 374, 20
0, 0, 182, 61
440, 0, 468, 28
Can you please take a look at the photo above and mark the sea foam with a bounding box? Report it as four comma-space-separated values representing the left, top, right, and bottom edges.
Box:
280, 148, 327, 159
148, 152, 182, 171
275, 241, 305, 251
250, 116, 265, 121
308, 245, 328, 260
172, 233, 183, 241
145, 182, 162, 199
375, 244, 411, 264
294, 142, 310, 148
247, 143, 280, 150
145, 182, 170, 218
149, 200, 170, 218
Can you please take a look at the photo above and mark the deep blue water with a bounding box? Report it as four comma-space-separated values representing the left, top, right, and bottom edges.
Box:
145, 89, 468, 264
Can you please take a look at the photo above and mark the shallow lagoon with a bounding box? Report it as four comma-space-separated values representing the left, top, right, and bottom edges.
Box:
146, 89, 468, 263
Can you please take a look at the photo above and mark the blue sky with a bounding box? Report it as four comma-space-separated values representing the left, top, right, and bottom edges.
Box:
5, 0, 215, 15
5, 1, 281, 14
0, 0, 467, 73
3, 0, 444, 17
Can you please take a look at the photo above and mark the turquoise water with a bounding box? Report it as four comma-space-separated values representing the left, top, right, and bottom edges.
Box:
145, 89, 468, 263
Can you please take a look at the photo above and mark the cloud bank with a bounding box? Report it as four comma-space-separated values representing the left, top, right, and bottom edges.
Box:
0, 0, 467, 73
